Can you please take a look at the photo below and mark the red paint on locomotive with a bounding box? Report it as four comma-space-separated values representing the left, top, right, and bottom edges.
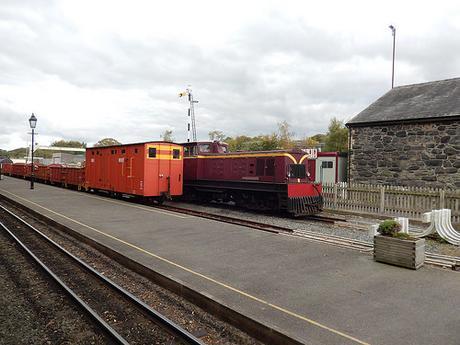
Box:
181, 141, 323, 216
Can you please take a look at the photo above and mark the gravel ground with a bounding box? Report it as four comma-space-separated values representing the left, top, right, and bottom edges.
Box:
0, 229, 112, 345
2, 201, 262, 345
165, 201, 460, 257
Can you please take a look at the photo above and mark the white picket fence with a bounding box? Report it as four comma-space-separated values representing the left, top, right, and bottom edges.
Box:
322, 182, 460, 223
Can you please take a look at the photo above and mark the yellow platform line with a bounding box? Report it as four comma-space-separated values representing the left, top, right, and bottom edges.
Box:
0, 188, 370, 345
0, 180, 187, 219
80, 193, 188, 219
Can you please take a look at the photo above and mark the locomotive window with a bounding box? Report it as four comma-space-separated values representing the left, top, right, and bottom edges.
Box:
265, 159, 275, 176
172, 149, 180, 159
198, 144, 211, 153
289, 164, 306, 178
148, 148, 157, 158
321, 161, 333, 169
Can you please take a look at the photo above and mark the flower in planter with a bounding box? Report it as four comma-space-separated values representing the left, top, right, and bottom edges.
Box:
377, 220, 401, 237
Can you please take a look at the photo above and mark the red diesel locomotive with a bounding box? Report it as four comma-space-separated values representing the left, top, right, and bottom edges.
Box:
181, 141, 323, 216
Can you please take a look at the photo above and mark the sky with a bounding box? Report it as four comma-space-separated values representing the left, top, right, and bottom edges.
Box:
1, 0, 459, 150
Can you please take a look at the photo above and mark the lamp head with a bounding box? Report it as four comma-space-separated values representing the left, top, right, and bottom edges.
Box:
29, 113, 37, 129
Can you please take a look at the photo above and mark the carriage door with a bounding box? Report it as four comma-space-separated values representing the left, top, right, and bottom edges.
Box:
158, 144, 169, 194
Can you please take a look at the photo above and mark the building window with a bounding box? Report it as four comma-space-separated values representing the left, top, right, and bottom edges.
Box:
321, 161, 333, 169
148, 148, 157, 158
134, 148, 138, 154
172, 149, 180, 159
121, 149, 125, 154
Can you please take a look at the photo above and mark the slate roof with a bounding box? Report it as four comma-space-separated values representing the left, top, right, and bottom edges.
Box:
347, 77, 460, 126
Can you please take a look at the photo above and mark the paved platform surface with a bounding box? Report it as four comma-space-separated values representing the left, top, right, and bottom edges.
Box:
1, 176, 459, 345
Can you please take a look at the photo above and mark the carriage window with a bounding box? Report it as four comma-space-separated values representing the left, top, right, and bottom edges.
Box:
173, 149, 180, 159
289, 164, 306, 178
148, 148, 157, 158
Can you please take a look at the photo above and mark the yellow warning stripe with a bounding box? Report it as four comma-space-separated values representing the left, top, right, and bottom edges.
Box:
0, 187, 370, 345
185, 152, 298, 164
299, 154, 310, 164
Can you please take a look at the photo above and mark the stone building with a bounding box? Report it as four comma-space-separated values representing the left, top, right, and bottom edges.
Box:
346, 77, 460, 189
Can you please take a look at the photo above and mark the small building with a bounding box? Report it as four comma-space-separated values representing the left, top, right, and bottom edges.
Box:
51, 152, 85, 166
315, 152, 348, 184
347, 77, 460, 189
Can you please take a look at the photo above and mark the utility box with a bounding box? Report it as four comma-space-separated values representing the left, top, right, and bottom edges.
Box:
85, 142, 183, 199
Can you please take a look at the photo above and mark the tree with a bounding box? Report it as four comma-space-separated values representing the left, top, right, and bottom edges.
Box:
277, 121, 294, 149
324, 117, 348, 152
301, 136, 320, 148
160, 130, 174, 142
94, 138, 121, 147
51, 140, 86, 148
208, 130, 225, 142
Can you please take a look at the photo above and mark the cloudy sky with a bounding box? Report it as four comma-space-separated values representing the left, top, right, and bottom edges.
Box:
1, 0, 459, 149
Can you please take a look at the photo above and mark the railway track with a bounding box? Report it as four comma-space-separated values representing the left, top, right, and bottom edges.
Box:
0, 204, 204, 345
157, 204, 460, 270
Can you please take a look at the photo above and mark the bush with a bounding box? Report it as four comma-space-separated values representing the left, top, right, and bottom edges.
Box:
377, 220, 401, 237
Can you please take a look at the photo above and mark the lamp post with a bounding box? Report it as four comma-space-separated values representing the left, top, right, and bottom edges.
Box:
389, 25, 396, 89
28, 113, 37, 189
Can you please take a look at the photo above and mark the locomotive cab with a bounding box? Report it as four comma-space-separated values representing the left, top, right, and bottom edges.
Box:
183, 141, 228, 156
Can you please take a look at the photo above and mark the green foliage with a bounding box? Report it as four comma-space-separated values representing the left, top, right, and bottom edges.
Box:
225, 134, 280, 152
161, 130, 174, 142
224, 121, 295, 152
0, 149, 8, 157
377, 220, 401, 237
208, 130, 226, 142
6, 147, 27, 159
324, 117, 348, 152
51, 140, 87, 148
93, 138, 121, 147
393, 232, 414, 240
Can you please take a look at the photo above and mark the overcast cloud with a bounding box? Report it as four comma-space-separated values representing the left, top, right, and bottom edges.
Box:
1, 0, 459, 149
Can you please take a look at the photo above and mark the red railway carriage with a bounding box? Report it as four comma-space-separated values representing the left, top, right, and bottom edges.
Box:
11, 163, 29, 178
181, 141, 323, 216
36, 164, 50, 182
1, 163, 13, 175
49, 164, 85, 188
85, 142, 183, 200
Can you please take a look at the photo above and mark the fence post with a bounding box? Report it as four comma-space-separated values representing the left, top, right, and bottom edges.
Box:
440, 189, 445, 209
333, 183, 338, 209
379, 186, 385, 214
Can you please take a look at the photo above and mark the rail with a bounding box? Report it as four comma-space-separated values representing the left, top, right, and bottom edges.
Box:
0, 204, 204, 345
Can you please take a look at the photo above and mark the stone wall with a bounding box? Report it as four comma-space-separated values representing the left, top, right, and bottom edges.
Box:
349, 120, 460, 189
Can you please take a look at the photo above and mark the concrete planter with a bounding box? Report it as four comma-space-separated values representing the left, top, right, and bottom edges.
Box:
374, 235, 425, 270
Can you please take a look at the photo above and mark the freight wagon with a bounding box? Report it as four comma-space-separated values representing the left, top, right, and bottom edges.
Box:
85, 141, 183, 202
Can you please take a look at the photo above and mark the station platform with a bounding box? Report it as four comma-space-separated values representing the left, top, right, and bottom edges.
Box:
1, 176, 459, 345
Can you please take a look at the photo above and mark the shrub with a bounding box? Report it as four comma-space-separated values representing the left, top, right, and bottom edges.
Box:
377, 220, 401, 237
